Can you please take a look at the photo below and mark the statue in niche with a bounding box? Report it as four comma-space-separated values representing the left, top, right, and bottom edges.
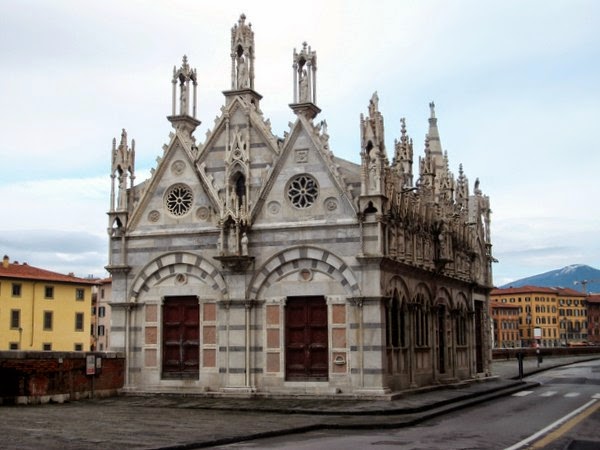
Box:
227, 226, 237, 254
241, 232, 249, 256
368, 146, 379, 191
299, 68, 310, 102
217, 234, 224, 256
179, 79, 187, 113
117, 172, 127, 210
237, 55, 249, 89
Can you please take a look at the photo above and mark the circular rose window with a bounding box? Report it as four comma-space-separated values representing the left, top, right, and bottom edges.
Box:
165, 184, 193, 216
287, 174, 318, 209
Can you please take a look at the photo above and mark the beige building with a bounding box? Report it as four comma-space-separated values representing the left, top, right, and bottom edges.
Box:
0, 255, 96, 351
91, 278, 112, 351
107, 15, 494, 396
490, 286, 587, 347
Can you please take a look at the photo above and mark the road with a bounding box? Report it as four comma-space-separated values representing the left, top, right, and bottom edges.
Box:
218, 360, 600, 449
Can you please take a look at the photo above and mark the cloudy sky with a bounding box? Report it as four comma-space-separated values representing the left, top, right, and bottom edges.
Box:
1, 0, 598, 285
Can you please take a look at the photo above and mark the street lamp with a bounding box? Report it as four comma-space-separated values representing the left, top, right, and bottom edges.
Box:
526, 312, 532, 347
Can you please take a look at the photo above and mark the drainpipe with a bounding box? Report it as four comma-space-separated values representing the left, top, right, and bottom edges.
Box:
244, 300, 253, 388
30, 282, 37, 348
125, 304, 131, 387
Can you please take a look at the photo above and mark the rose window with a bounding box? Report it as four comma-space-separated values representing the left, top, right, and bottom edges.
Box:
287, 174, 318, 209
166, 184, 193, 216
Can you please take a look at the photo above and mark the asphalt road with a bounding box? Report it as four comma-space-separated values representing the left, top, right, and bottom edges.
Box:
217, 359, 600, 449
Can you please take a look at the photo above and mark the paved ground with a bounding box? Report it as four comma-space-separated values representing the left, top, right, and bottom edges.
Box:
1, 355, 597, 450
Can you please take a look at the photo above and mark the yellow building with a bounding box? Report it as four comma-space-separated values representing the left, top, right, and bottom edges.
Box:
555, 287, 588, 345
0, 255, 97, 351
491, 286, 563, 347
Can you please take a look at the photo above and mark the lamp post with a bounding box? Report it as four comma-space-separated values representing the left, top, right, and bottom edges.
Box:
526, 312, 532, 347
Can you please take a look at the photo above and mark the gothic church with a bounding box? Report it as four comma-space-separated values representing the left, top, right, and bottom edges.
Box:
107, 15, 494, 396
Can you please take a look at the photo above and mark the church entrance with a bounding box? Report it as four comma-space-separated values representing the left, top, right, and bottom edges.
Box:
437, 305, 446, 374
285, 296, 328, 381
162, 296, 200, 379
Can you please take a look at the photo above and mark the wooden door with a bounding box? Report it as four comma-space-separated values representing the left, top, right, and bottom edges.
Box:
162, 296, 200, 379
437, 305, 446, 374
285, 296, 328, 381
475, 301, 484, 373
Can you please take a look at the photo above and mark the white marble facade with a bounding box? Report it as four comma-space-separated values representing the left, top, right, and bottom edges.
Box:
107, 14, 494, 396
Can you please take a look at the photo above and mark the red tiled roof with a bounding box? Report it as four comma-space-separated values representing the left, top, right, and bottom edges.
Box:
587, 294, 600, 304
491, 286, 557, 296
554, 287, 586, 297
0, 261, 98, 285
491, 285, 586, 297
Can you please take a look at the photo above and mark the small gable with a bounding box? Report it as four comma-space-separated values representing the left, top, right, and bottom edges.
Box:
128, 135, 217, 232
253, 118, 357, 225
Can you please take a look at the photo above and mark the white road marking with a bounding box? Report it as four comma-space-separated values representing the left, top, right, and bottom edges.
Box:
512, 391, 534, 397
504, 398, 598, 450
564, 392, 580, 398
593, 394, 600, 399
540, 391, 557, 397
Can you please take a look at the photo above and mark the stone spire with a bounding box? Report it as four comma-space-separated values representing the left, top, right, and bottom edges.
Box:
110, 129, 135, 213
290, 41, 320, 119
426, 101, 445, 176
230, 13, 255, 91
360, 92, 387, 196
393, 117, 414, 188
168, 55, 201, 136
224, 14, 262, 108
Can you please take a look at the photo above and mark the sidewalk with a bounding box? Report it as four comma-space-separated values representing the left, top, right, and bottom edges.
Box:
1, 355, 598, 450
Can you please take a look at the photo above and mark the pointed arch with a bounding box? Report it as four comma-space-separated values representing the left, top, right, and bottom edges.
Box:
435, 287, 453, 308
129, 252, 228, 302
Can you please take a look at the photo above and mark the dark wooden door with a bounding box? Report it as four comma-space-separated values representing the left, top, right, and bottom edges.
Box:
162, 296, 199, 378
475, 301, 484, 373
437, 305, 446, 374
285, 296, 328, 381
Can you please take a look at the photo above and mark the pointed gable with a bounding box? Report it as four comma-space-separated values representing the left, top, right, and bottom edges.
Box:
127, 132, 218, 232
252, 115, 358, 225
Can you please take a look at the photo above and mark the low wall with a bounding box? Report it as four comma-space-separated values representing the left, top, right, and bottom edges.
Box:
493, 346, 600, 360
0, 351, 125, 405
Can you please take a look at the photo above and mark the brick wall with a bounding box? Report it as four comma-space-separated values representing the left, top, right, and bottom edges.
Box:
0, 351, 125, 405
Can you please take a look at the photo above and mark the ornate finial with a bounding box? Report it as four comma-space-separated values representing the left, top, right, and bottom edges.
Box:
368, 91, 379, 117
429, 101, 436, 118
239, 13, 246, 23
120, 128, 128, 147
400, 117, 407, 138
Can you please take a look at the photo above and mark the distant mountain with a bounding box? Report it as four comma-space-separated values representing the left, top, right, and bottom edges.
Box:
499, 264, 600, 294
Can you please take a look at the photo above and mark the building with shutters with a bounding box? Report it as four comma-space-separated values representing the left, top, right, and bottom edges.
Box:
107, 15, 494, 396
0, 255, 96, 352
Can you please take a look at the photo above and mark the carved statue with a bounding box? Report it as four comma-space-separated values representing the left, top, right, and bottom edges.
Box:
241, 232, 249, 256
299, 68, 309, 102
237, 55, 249, 89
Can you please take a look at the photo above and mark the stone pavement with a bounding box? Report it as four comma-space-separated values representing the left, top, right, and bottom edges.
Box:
1, 355, 598, 450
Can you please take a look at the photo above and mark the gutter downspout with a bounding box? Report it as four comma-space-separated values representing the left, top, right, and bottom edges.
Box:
30, 282, 37, 348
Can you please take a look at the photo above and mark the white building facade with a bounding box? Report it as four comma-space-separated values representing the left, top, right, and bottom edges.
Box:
107, 15, 494, 396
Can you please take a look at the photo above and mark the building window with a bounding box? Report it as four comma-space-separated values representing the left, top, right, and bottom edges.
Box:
44, 286, 54, 299
287, 174, 319, 209
75, 312, 84, 331
76, 288, 85, 301
101, 287, 105, 299
43, 311, 53, 330
98, 306, 106, 318
10, 309, 20, 329
165, 183, 194, 216
74, 343, 83, 351
98, 325, 105, 336
43, 343, 52, 351
9, 342, 19, 350
12, 283, 21, 297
